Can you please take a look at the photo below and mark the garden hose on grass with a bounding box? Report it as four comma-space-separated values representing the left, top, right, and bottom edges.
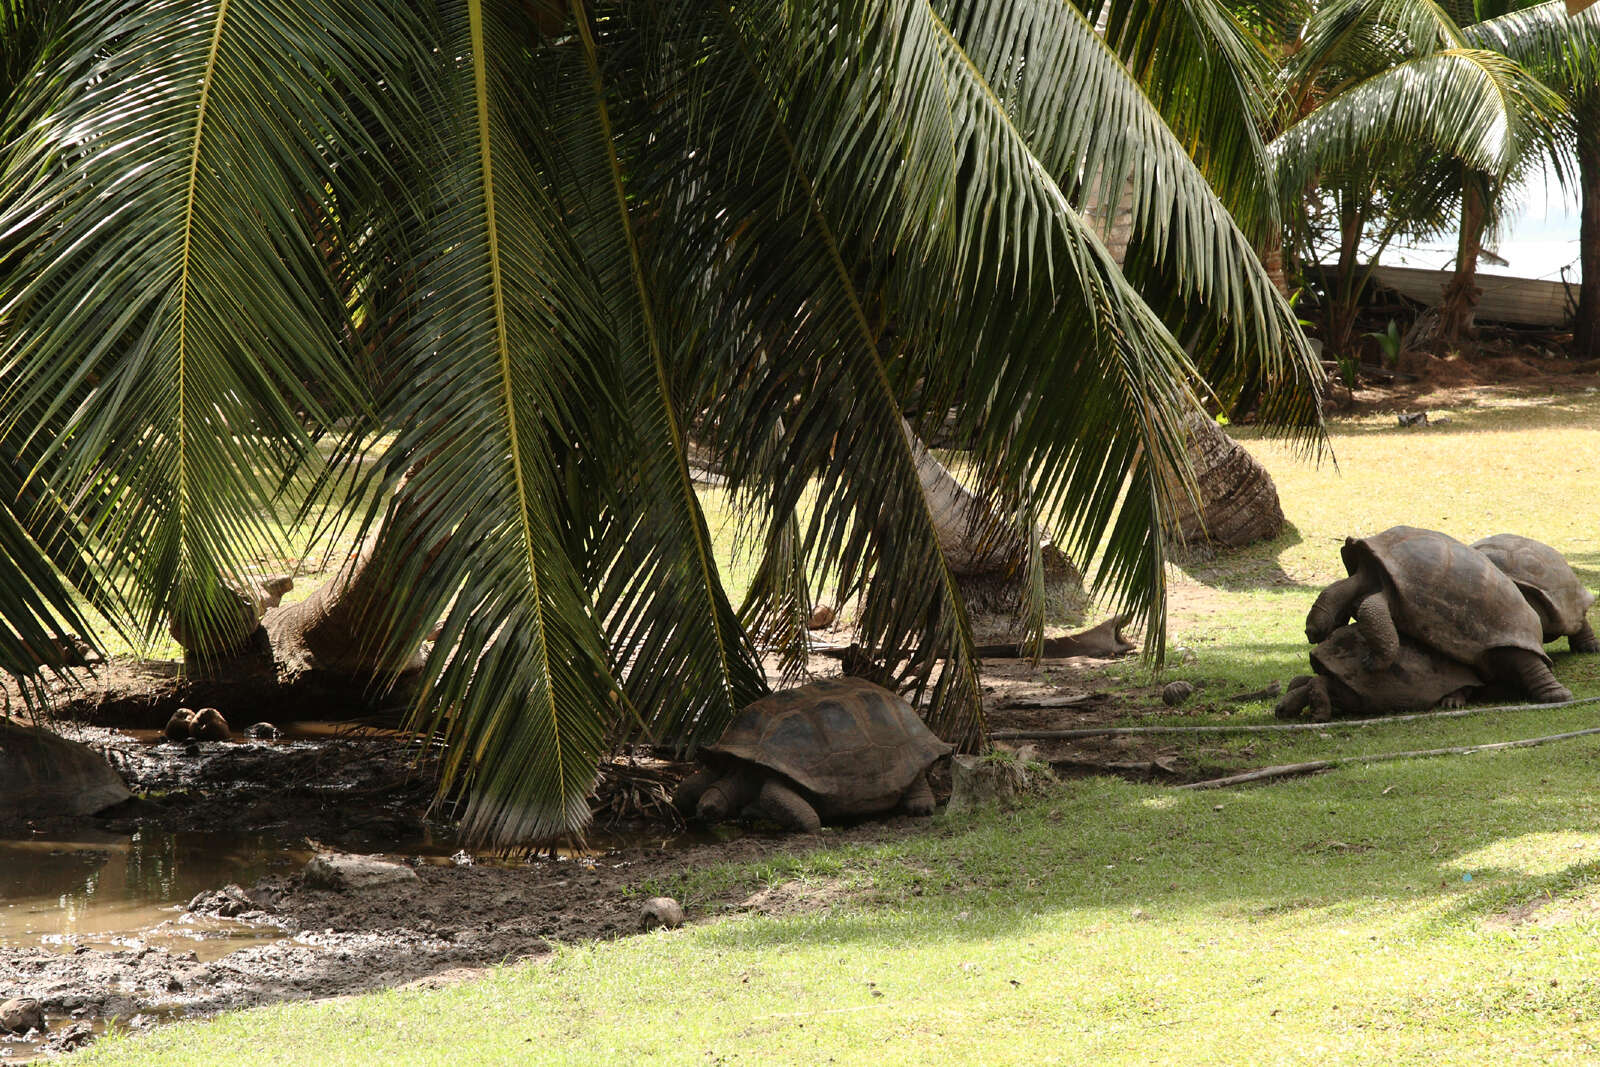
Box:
989, 694, 1600, 742
986, 695, 1600, 791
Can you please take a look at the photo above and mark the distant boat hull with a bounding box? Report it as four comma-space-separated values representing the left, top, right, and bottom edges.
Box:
1368, 265, 1575, 328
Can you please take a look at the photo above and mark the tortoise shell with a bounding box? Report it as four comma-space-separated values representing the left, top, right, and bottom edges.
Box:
706, 677, 952, 813
1341, 526, 1547, 669
1, 719, 130, 820
1311, 625, 1481, 713
1472, 533, 1595, 642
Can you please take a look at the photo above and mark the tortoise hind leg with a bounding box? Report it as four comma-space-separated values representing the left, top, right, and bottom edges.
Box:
757, 778, 822, 833
1496, 649, 1572, 704
898, 772, 935, 817
1305, 676, 1334, 722
1572, 619, 1600, 654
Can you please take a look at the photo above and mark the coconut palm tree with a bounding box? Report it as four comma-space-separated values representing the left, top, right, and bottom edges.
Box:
1270, 0, 1565, 355
0, 0, 1323, 844
1467, 2, 1600, 357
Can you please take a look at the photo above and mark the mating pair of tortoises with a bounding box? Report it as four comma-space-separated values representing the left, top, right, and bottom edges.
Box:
1275, 527, 1596, 721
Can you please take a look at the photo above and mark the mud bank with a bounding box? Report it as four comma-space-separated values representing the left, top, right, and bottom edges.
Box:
0, 816, 925, 1060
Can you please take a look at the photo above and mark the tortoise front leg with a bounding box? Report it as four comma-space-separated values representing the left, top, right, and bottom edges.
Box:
757, 778, 822, 833
1274, 676, 1313, 719
898, 771, 936, 817
1355, 593, 1400, 670
1307, 575, 1368, 643
696, 769, 759, 824
1572, 619, 1600, 654
673, 769, 719, 817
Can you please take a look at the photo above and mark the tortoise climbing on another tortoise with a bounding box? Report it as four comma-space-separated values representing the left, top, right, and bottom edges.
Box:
1472, 533, 1599, 653
675, 677, 953, 832
1306, 526, 1570, 703
1275, 625, 1483, 721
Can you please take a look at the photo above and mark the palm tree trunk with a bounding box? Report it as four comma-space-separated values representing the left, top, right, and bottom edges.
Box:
904, 424, 1082, 618
260, 531, 427, 681
1439, 176, 1487, 347
1576, 120, 1600, 360
1327, 201, 1365, 357
1166, 412, 1284, 549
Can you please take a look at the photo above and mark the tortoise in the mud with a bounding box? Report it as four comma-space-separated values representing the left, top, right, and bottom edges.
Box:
0, 719, 131, 819
191, 707, 231, 741
675, 677, 953, 832
1472, 533, 1599, 653
163, 706, 231, 741
163, 708, 196, 741
1275, 625, 1483, 721
1306, 526, 1570, 703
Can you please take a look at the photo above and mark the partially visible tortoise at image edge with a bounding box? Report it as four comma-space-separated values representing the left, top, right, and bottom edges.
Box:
1471, 533, 1599, 653
675, 677, 953, 832
1307, 525, 1571, 703
1275, 625, 1482, 721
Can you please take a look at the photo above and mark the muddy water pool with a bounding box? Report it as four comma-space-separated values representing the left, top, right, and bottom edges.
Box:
0, 830, 310, 961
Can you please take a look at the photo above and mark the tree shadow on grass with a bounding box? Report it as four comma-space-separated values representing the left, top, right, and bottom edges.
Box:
688, 733, 1600, 955
1315, 390, 1600, 438
1172, 522, 1316, 594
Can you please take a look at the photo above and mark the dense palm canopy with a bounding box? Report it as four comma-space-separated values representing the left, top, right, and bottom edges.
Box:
0, 0, 1324, 843
1270, 0, 1600, 352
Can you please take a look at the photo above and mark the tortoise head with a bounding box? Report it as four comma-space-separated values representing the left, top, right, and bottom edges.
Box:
697, 784, 736, 823
695, 766, 758, 823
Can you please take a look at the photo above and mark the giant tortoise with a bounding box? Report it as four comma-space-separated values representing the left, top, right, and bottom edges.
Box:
1, 719, 130, 820
1472, 533, 1599, 653
1306, 526, 1570, 703
675, 677, 952, 832
1275, 625, 1483, 721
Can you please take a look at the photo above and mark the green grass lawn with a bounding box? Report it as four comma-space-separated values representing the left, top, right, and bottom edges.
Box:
79, 387, 1600, 1064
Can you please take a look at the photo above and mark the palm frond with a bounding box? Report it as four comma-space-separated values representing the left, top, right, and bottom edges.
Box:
1075, 0, 1282, 240
372, 0, 626, 845
644, 1, 1245, 727
0, 0, 403, 649
548, 2, 770, 752
0, 441, 100, 686
1468, 1, 1600, 95
939, 0, 1321, 431
1271, 47, 1563, 196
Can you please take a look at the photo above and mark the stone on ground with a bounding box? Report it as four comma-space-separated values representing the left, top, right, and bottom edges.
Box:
302, 853, 420, 892
639, 897, 685, 930
0, 997, 44, 1034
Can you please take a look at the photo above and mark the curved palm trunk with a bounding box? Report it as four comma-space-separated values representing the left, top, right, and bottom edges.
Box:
260, 533, 426, 681
168, 520, 430, 686
905, 425, 1083, 620
1166, 412, 1284, 549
